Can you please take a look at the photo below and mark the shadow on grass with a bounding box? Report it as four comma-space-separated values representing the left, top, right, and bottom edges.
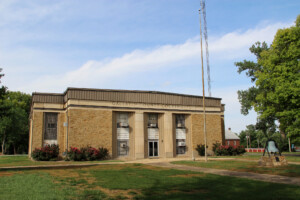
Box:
136, 173, 300, 200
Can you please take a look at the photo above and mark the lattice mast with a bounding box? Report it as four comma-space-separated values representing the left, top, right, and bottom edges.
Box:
200, 0, 211, 97
199, 0, 207, 163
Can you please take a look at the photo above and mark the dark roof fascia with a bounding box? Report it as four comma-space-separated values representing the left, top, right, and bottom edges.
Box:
65, 87, 222, 100
32, 92, 64, 96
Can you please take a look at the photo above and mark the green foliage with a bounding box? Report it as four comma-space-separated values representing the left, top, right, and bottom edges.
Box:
66, 146, 109, 161
31, 144, 60, 161
239, 123, 288, 151
0, 68, 4, 83
0, 91, 31, 154
195, 144, 206, 156
235, 15, 300, 144
239, 124, 266, 148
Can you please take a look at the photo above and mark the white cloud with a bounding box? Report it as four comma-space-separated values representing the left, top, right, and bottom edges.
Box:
209, 21, 293, 59
17, 20, 291, 93
8, 20, 292, 133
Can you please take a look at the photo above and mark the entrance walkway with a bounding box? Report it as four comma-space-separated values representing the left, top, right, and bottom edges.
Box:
147, 162, 300, 186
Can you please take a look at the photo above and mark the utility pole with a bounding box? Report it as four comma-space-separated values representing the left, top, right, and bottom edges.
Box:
199, 6, 207, 163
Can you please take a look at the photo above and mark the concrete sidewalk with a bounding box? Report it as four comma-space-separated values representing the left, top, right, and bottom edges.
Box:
0, 162, 125, 171
147, 162, 300, 186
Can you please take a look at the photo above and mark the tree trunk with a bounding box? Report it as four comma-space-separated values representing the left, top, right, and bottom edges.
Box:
279, 121, 286, 139
1, 132, 6, 155
13, 144, 17, 155
249, 135, 251, 148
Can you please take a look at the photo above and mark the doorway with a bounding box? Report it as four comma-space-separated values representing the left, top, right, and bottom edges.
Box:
148, 140, 159, 157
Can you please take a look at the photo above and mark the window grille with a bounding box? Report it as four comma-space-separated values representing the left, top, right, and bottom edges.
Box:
44, 113, 58, 140
116, 112, 129, 156
117, 113, 129, 128
148, 114, 158, 128
175, 114, 186, 154
175, 114, 185, 128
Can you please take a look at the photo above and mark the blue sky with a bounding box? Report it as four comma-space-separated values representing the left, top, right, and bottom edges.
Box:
1, 0, 299, 133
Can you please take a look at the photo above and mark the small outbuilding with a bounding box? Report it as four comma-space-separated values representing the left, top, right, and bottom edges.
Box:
225, 128, 240, 147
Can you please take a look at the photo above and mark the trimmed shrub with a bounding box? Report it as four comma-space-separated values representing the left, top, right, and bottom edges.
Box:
213, 142, 245, 156
98, 147, 109, 160
196, 144, 207, 156
66, 146, 109, 161
32, 144, 59, 161
66, 147, 83, 161
236, 145, 246, 155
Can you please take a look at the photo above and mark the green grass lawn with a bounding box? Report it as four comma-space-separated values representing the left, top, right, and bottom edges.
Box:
0, 164, 300, 200
172, 160, 300, 177
0, 155, 122, 167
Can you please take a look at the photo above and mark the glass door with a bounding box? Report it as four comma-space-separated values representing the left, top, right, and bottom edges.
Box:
148, 141, 158, 157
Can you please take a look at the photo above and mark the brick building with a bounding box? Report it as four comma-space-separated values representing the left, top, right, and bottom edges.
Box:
225, 128, 240, 147
29, 88, 225, 160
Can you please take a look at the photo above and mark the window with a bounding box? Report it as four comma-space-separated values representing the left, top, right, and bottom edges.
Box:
175, 114, 186, 154
234, 141, 236, 146
44, 113, 58, 145
116, 112, 129, 156
117, 113, 129, 128
148, 114, 158, 128
175, 114, 185, 128
148, 114, 159, 157
227, 141, 230, 145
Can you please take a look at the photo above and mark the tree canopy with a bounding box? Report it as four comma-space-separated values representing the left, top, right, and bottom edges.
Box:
235, 15, 300, 144
0, 68, 4, 81
0, 69, 31, 154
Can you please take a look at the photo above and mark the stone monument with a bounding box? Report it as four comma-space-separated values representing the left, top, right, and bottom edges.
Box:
258, 140, 288, 167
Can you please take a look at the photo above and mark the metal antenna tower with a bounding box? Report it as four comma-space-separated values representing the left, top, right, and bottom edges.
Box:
199, 2, 207, 163
200, 0, 211, 97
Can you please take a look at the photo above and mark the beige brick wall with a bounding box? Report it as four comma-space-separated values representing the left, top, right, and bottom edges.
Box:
128, 112, 135, 159
31, 111, 43, 152
191, 114, 224, 154
30, 107, 224, 159
29, 111, 66, 156
68, 108, 113, 155
58, 112, 66, 153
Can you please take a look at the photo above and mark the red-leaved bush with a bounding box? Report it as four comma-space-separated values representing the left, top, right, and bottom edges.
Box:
213, 143, 245, 156
32, 144, 59, 161
66, 146, 108, 161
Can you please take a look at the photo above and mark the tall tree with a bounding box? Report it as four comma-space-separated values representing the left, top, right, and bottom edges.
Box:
0, 69, 31, 154
0, 68, 6, 99
0, 68, 4, 82
235, 15, 300, 144
0, 91, 31, 154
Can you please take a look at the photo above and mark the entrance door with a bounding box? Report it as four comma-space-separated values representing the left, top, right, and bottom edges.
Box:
149, 141, 159, 157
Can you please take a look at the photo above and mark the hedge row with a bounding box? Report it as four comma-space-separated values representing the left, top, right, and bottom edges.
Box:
32, 144, 109, 161
196, 143, 246, 156
66, 146, 109, 161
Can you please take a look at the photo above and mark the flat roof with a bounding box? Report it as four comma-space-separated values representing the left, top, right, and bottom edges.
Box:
32, 87, 223, 107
